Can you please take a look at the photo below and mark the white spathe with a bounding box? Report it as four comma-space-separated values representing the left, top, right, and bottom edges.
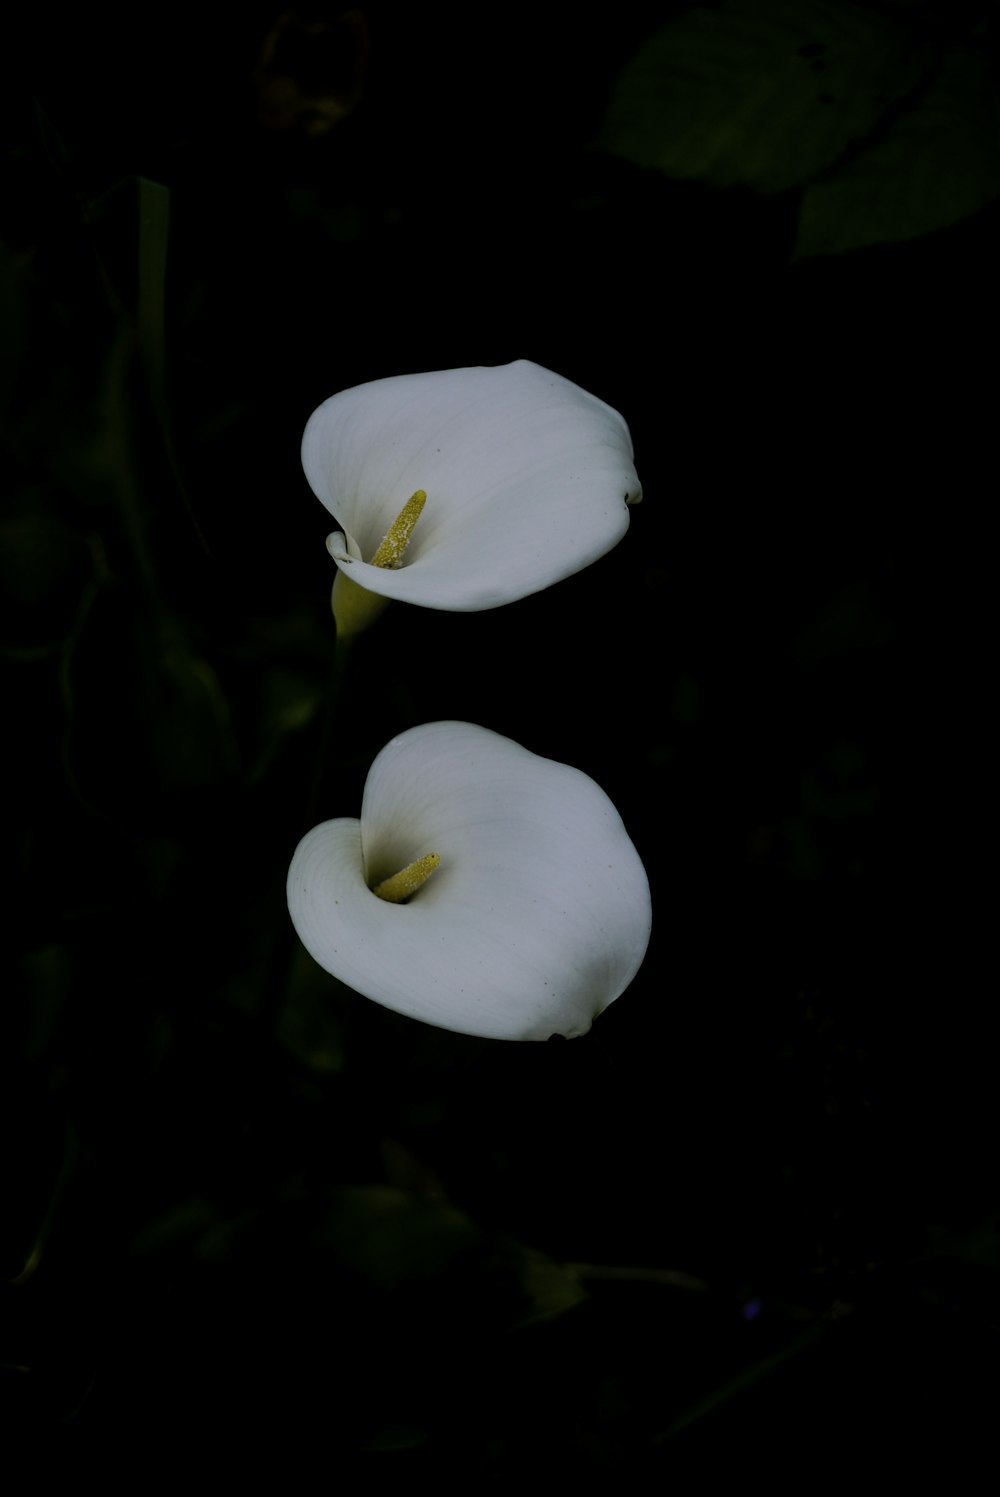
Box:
301, 360, 642, 612
287, 722, 651, 1041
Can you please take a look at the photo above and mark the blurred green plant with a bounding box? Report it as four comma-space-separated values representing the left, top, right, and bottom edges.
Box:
598, 0, 1000, 258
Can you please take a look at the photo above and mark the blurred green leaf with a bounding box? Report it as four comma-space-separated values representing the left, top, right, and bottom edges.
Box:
795, 44, 1000, 258
4, 1122, 79, 1286
800, 745, 880, 821
246, 664, 325, 783
793, 581, 893, 665
64, 586, 238, 819
142, 627, 238, 795
923, 1215, 1000, 1274
512, 1246, 588, 1327
136, 179, 169, 410
16, 945, 71, 1063
599, 0, 928, 192
136, 178, 208, 552
128, 1196, 221, 1258
654, 1320, 827, 1443
277, 943, 346, 1073
317, 1186, 481, 1291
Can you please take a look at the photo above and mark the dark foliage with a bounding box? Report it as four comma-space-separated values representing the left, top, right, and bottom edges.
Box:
2, 1, 995, 1477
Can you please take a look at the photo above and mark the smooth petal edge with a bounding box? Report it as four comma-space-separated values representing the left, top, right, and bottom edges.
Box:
288, 724, 652, 1041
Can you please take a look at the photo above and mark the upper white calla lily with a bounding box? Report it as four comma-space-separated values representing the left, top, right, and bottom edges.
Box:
301, 360, 642, 616
287, 722, 651, 1041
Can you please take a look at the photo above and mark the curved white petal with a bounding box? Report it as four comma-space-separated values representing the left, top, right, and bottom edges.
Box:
287, 722, 651, 1041
302, 361, 642, 611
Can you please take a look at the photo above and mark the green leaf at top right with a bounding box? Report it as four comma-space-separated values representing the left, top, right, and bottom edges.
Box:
598, 0, 932, 194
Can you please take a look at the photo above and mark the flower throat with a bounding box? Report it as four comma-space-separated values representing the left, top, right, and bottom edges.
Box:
372, 851, 441, 903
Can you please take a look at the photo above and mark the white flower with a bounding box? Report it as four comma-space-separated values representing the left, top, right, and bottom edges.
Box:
301, 360, 642, 628
287, 722, 651, 1041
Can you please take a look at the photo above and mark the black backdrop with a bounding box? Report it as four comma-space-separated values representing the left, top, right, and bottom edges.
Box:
2, 2, 994, 1478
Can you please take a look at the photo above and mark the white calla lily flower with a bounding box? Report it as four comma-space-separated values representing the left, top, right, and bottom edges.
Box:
301, 360, 642, 630
287, 722, 651, 1041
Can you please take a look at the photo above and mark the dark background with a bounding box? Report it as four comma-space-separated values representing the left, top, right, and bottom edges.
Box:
2, 1, 994, 1477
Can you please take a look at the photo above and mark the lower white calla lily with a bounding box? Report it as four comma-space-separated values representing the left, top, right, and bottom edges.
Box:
287, 722, 651, 1041
301, 360, 642, 621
